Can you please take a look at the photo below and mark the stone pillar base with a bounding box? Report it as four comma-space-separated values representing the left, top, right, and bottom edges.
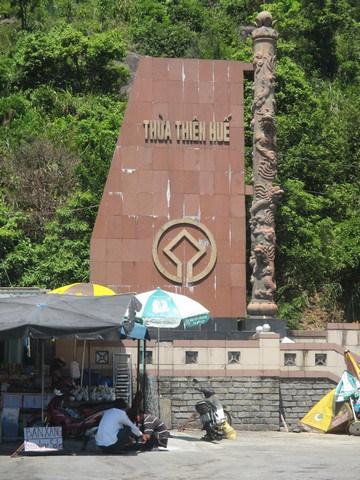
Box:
247, 300, 278, 318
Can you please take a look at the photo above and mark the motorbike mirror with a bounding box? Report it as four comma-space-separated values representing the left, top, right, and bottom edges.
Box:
203, 389, 215, 398
192, 378, 199, 384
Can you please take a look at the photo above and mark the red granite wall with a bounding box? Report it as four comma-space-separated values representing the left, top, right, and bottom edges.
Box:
90, 57, 252, 318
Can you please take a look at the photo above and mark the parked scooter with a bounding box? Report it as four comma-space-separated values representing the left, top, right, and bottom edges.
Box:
192, 379, 232, 441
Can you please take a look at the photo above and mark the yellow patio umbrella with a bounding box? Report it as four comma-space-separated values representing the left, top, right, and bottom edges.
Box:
300, 389, 336, 432
344, 350, 360, 380
50, 282, 116, 296
49, 282, 116, 387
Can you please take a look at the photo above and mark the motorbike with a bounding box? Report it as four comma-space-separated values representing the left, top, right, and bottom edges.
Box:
28, 394, 113, 440
192, 379, 232, 441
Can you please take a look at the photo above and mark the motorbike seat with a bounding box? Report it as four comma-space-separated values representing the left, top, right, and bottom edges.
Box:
195, 400, 213, 415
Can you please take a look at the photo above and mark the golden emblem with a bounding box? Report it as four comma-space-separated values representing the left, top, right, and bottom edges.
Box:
152, 218, 217, 284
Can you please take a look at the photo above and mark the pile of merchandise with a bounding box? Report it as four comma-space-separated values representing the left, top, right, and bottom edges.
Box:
70, 385, 116, 402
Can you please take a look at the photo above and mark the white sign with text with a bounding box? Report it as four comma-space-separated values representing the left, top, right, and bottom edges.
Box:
24, 426, 63, 452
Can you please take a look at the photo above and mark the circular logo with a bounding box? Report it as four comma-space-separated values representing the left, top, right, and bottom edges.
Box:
152, 218, 217, 285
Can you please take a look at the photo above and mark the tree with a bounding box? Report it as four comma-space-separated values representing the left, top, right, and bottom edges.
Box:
14, 25, 129, 93
10, 0, 40, 30
20, 191, 97, 288
1, 138, 78, 238
0, 195, 31, 286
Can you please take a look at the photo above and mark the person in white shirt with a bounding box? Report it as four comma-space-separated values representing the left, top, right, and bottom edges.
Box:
95, 399, 145, 453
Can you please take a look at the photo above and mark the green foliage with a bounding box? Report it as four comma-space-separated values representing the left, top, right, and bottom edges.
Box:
1, 137, 78, 237
129, 1, 196, 57
0, 92, 45, 153
0, 90, 125, 198
0, 196, 31, 285
20, 191, 97, 288
70, 95, 126, 194
14, 25, 129, 92
336, 21, 360, 83
0, 56, 14, 95
0, 195, 26, 261
10, 0, 41, 30
277, 179, 334, 292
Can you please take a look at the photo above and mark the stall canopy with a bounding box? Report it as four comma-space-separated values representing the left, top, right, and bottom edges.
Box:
0, 293, 141, 339
50, 282, 116, 296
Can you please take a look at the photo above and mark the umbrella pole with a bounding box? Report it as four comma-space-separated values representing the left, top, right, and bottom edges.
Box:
80, 340, 86, 388
350, 397, 358, 421
157, 327, 160, 418
41, 340, 45, 424
88, 341, 91, 387
136, 339, 141, 394
142, 340, 146, 412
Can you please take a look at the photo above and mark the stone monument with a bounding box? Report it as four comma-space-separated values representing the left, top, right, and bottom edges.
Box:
247, 11, 283, 320
90, 56, 252, 321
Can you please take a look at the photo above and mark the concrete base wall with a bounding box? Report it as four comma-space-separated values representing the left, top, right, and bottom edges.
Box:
154, 376, 336, 431
280, 378, 336, 428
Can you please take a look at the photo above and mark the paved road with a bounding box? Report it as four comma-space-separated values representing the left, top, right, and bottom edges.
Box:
1, 430, 359, 480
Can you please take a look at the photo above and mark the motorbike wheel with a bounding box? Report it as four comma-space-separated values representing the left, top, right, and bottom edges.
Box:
224, 410, 232, 426
202, 432, 216, 442
201, 423, 216, 442
349, 420, 360, 436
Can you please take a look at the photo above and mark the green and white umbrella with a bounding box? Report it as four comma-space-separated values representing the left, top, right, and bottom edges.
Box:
134, 287, 210, 329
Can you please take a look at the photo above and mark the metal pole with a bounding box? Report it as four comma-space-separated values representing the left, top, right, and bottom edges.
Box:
157, 327, 160, 418
247, 11, 283, 320
142, 340, 146, 412
88, 341, 91, 387
41, 340, 45, 423
136, 339, 141, 393
80, 340, 86, 388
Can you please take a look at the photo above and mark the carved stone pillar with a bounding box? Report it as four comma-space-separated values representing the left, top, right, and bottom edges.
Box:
247, 11, 283, 319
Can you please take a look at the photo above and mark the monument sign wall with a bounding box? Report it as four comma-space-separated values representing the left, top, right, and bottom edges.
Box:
90, 57, 252, 318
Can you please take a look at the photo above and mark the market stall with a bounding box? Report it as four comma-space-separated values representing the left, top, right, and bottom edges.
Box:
0, 292, 148, 442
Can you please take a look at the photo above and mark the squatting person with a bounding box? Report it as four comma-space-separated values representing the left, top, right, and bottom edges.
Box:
95, 399, 146, 453
136, 411, 169, 450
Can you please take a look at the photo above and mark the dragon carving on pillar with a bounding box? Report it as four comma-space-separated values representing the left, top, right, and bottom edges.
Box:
247, 12, 283, 319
